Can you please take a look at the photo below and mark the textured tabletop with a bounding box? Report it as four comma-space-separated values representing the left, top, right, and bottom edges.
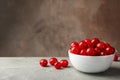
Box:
0, 57, 120, 80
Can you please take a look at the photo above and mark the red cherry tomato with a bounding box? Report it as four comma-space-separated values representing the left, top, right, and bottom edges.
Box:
91, 38, 100, 47
86, 48, 96, 56
94, 47, 101, 56
111, 47, 115, 54
84, 39, 93, 48
79, 41, 87, 49
54, 62, 62, 69
60, 60, 68, 67
114, 54, 118, 61
40, 59, 48, 67
80, 49, 87, 55
70, 42, 79, 48
70, 47, 79, 54
105, 47, 115, 55
84, 39, 91, 43
97, 42, 106, 50
49, 57, 58, 65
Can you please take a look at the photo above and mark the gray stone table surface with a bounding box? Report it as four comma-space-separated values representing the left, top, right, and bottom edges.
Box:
0, 57, 120, 80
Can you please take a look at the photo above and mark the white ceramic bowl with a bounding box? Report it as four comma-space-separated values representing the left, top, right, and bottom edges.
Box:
68, 50, 114, 73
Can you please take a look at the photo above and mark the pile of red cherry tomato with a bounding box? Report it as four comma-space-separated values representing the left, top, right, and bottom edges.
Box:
69, 38, 118, 61
40, 57, 68, 69
39, 38, 119, 69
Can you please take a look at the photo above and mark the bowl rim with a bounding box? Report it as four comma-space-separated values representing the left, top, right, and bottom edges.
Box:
68, 50, 114, 57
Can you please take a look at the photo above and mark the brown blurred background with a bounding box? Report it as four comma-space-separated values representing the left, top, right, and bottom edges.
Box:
0, 0, 120, 57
